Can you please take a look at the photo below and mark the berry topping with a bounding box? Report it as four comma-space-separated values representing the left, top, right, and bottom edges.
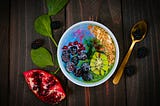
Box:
73, 41, 78, 45
66, 62, 76, 72
69, 46, 78, 55
81, 63, 90, 72
71, 56, 79, 65
82, 72, 93, 81
62, 46, 68, 49
68, 42, 73, 46
73, 68, 83, 77
78, 52, 87, 60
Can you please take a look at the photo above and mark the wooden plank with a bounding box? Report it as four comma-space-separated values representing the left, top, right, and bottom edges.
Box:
9, 0, 66, 106
0, 0, 10, 106
66, 0, 126, 106
122, 0, 160, 105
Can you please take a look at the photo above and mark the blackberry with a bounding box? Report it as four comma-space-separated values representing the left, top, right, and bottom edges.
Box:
124, 65, 136, 76
82, 72, 93, 81
66, 62, 76, 72
69, 46, 78, 55
71, 56, 79, 65
51, 21, 61, 30
73, 68, 83, 77
81, 63, 90, 72
137, 46, 148, 58
78, 52, 87, 60
132, 28, 143, 40
31, 39, 44, 49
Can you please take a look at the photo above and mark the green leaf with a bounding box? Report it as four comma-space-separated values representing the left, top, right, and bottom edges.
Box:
34, 14, 52, 37
46, 0, 68, 16
31, 47, 54, 68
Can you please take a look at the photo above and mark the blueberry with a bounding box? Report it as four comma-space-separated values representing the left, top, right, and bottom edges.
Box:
73, 68, 83, 77
51, 21, 61, 30
71, 56, 79, 65
62, 50, 70, 56
78, 52, 88, 60
61, 50, 70, 62
69, 46, 78, 55
66, 62, 76, 72
137, 46, 148, 58
31, 39, 44, 49
124, 66, 136, 76
82, 72, 93, 81
81, 63, 90, 72
62, 54, 70, 63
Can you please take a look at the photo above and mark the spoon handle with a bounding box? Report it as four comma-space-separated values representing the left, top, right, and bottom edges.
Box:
113, 41, 136, 85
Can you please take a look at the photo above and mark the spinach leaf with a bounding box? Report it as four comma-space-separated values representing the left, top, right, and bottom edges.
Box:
34, 14, 52, 37
46, 0, 68, 16
31, 47, 54, 68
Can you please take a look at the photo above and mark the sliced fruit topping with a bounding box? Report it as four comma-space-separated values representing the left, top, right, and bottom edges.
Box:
90, 52, 109, 76
23, 69, 66, 105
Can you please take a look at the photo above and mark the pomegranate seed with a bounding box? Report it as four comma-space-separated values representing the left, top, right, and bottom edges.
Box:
68, 42, 73, 46
73, 41, 78, 45
62, 46, 68, 49
78, 43, 83, 48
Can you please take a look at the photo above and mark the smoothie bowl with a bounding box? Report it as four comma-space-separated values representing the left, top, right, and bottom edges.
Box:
57, 21, 119, 87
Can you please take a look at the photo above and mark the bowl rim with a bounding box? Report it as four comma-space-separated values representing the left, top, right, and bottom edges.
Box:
57, 21, 119, 87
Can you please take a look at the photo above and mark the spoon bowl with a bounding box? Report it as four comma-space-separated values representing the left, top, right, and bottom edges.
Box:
113, 20, 147, 85
131, 20, 147, 42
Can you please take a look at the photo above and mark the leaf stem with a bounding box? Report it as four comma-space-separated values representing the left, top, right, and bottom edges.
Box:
54, 67, 60, 74
50, 36, 58, 47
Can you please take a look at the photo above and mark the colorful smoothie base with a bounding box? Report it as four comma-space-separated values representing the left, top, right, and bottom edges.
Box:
60, 24, 116, 83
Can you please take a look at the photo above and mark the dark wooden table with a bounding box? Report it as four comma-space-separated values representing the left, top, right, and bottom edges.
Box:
0, 0, 160, 106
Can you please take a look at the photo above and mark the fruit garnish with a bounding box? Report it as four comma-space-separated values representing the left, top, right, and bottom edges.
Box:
124, 66, 136, 76
82, 72, 93, 81
23, 69, 66, 105
66, 62, 76, 72
136, 46, 148, 58
90, 52, 109, 76
31, 38, 45, 49
61, 50, 70, 63
132, 28, 144, 40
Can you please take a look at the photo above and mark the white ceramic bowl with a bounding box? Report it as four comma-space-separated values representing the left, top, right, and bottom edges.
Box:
57, 21, 119, 87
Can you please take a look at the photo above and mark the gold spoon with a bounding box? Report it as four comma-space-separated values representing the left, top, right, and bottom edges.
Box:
113, 20, 147, 85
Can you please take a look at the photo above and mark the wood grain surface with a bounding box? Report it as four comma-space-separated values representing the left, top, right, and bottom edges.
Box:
0, 0, 10, 106
0, 0, 160, 106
